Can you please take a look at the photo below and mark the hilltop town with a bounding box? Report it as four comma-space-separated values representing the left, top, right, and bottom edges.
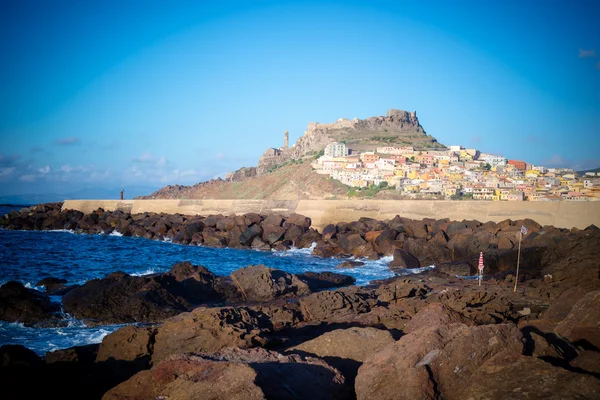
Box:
140, 109, 599, 201
312, 142, 600, 201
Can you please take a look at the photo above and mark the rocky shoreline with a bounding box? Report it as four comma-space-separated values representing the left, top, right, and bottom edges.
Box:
1, 203, 599, 399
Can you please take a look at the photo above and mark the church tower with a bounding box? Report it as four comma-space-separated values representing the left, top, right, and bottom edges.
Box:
284, 130, 289, 149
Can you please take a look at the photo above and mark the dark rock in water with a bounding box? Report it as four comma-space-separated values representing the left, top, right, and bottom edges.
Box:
239, 224, 263, 246
45, 343, 99, 365
335, 260, 365, 269
0, 281, 61, 326
35, 277, 68, 294
337, 232, 378, 259
0, 344, 43, 367
296, 271, 356, 291
96, 325, 155, 364
389, 249, 420, 272
230, 265, 310, 302
312, 241, 344, 258
62, 264, 221, 325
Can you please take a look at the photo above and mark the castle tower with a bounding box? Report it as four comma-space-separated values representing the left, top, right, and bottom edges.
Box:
284, 130, 289, 149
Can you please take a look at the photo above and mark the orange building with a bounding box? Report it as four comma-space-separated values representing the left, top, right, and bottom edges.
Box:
508, 160, 527, 170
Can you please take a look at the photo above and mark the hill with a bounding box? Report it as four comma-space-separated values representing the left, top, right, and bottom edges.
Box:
139, 163, 348, 200
257, 109, 444, 174
138, 109, 445, 200
576, 167, 600, 175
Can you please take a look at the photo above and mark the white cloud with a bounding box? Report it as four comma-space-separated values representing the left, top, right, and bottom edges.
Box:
578, 49, 597, 58
53, 137, 81, 145
133, 152, 156, 163
19, 174, 36, 182
542, 154, 572, 169
156, 156, 167, 167
60, 165, 73, 173
38, 165, 50, 174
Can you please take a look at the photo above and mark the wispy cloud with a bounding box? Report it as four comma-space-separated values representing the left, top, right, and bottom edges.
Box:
578, 49, 597, 58
542, 154, 572, 169
53, 137, 81, 146
470, 135, 482, 144
0, 167, 15, 178
30, 146, 45, 153
19, 174, 36, 182
132, 152, 156, 163
0, 153, 20, 167
38, 165, 50, 174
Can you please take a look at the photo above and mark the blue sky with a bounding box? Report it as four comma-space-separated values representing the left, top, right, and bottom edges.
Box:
1, 0, 599, 201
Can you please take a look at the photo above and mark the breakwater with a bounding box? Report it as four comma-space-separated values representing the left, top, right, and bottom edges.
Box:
62, 199, 600, 230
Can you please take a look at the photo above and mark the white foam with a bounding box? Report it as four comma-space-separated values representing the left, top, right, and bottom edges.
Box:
273, 242, 317, 257
395, 265, 436, 275
109, 230, 123, 237
130, 267, 163, 277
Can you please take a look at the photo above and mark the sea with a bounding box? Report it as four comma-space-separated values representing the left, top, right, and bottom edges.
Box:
0, 205, 431, 356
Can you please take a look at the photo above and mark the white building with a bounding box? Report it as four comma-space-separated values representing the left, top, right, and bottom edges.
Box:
324, 142, 348, 157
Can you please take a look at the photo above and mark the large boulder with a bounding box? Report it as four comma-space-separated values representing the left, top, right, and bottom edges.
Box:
287, 327, 395, 389
389, 249, 420, 272
230, 265, 311, 302
151, 306, 272, 364
458, 351, 600, 400
337, 233, 378, 259
403, 302, 474, 334
62, 266, 220, 325
555, 290, 600, 349
106, 348, 349, 400
355, 323, 523, 400
296, 271, 356, 291
0, 281, 61, 326
103, 354, 265, 400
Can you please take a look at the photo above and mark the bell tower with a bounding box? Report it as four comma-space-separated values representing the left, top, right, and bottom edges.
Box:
284, 130, 289, 149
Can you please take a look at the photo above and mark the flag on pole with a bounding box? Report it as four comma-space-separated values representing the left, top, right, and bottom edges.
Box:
478, 251, 484, 272
521, 225, 528, 235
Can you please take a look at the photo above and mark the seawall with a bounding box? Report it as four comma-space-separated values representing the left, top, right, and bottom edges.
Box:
61, 199, 600, 231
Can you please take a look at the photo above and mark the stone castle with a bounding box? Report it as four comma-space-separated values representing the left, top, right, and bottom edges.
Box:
257, 109, 434, 175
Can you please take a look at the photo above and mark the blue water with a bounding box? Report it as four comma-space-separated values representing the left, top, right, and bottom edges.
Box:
1, 205, 408, 355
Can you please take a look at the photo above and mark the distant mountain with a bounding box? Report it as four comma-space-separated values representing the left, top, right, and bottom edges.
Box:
577, 167, 600, 175
0, 184, 162, 206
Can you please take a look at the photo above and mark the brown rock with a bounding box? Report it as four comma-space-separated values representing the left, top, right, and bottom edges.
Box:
335, 260, 365, 269
404, 302, 474, 334
96, 325, 154, 363
0, 281, 62, 326
231, 265, 310, 302
364, 230, 382, 243
151, 306, 271, 364
321, 224, 337, 240
555, 290, 600, 348
355, 323, 523, 400
287, 327, 396, 388
498, 234, 514, 249
261, 223, 286, 244
312, 242, 345, 258
103, 355, 265, 400
284, 213, 311, 229
389, 249, 420, 271
459, 351, 600, 400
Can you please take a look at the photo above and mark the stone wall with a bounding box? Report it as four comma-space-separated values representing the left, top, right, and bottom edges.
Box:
62, 200, 600, 231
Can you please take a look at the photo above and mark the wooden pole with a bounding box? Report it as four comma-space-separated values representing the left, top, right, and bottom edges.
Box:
514, 232, 522, 292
